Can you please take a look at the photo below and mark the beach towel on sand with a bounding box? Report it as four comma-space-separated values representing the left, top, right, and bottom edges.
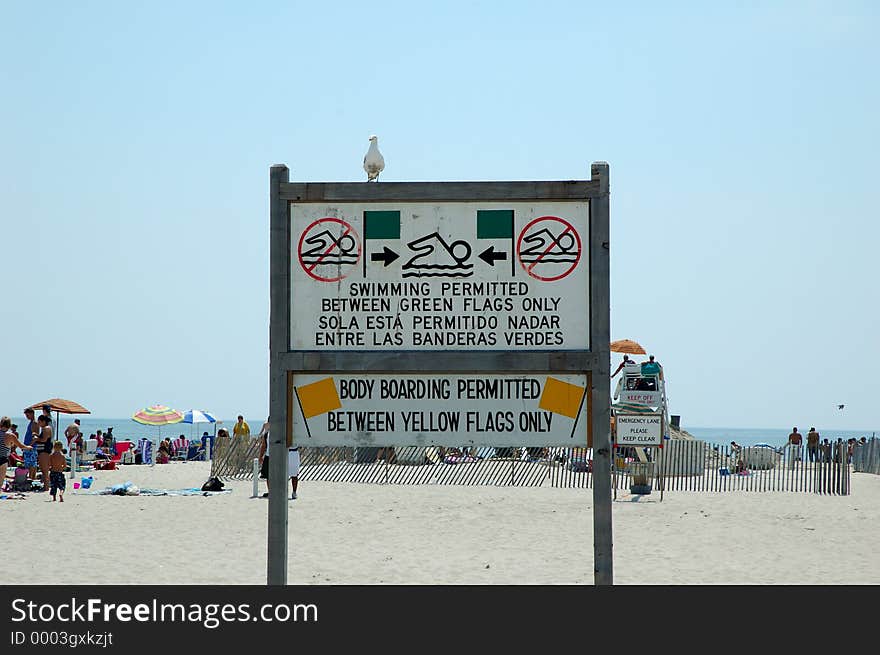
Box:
78, 486, 231, 497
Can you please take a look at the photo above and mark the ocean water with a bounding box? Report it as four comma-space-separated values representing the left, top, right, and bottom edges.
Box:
683, 426, 878, 447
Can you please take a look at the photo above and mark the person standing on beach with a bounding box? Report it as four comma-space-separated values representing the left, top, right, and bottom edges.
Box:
40, 404, 55, 435
22, 407, 39, 480
806, 427, 820, 462
233, 415, 250, 439
788, 427, 803, 461
48, 441, 67, 502
34, 414, 54, 491
0, 417, 33, 488
821, 439, 832, 463
287, 444, 300, 500
64, 419, 81, 450
258, 422, 270, 497
258, 418, 300, 500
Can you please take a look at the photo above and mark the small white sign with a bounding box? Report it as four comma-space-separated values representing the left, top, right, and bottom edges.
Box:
615, 414, 663, 446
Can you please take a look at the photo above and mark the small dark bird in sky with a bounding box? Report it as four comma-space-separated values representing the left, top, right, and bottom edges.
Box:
837, 404, 845, 410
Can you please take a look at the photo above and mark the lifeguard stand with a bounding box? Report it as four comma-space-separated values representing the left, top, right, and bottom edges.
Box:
612, 360, 670, 495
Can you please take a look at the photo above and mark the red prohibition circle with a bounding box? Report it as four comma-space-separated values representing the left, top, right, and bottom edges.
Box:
516, 215, 582, 282
297, 217, 362, 282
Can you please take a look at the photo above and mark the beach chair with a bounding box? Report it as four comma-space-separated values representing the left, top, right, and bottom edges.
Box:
172, 437, 188, 461
81, 438, 99, 463
137, 438, 153, 465
114, 441, 135, 465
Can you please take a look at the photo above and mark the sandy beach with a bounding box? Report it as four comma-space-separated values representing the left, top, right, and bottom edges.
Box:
8, 461, 879, 585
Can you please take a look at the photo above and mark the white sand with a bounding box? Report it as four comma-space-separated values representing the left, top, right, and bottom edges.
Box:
9, 461, 880, 584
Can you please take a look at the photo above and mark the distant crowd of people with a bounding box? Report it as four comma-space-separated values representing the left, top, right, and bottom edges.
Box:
2, 404, 228, 497
786, 427, 867, 464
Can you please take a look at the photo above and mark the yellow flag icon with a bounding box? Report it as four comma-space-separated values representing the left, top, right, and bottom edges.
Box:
538, 377, 586, 419
296, 377, 342, 419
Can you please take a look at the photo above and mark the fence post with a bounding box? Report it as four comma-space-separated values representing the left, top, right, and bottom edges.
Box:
252, 458, 260, 498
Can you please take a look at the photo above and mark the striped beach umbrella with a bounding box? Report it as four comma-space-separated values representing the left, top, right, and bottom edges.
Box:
181, 409, 216, 424
132, 406, 184, 466
181, 409, 217, 440
132, 405, 184, 426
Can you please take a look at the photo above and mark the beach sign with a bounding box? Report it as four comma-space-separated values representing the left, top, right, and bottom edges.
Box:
271, 171, 612, 585
290, 201, 590, 351
615, 414, 663, 446
292, 373, 588, 448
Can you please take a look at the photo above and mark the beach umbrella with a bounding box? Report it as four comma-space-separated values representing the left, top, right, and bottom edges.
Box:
182, 409, 216, 424
181, 409, 217, 440
610, 339, 646, 355
29, 398, 91, 439
132, 405, 184, 463
132, 404, 184, 440
132, 404, 184, 426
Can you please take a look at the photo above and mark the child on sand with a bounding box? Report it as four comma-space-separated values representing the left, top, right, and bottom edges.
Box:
49, 442, 67, 502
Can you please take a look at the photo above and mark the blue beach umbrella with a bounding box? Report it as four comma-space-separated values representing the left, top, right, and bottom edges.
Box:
181, 409, 217, 440
182, 409, 216, 424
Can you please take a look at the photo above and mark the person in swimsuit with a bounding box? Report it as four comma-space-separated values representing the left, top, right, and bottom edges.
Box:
22, 407, 39, 480
0, 416, 33, 489
40, 404, 55, 433
48, 441, 67, 502
35, 415, 54, 491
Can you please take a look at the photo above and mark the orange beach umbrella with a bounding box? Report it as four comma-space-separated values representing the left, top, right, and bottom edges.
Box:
29, 398, 91, 436
29, 398, 90, 415
610, 339, 646, 355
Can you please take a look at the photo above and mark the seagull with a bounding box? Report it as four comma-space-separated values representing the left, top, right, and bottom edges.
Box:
837, 404, 845, 410
363, 135, 385, 182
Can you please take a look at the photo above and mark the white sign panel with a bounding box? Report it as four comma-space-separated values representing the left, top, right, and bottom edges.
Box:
290, 201, 589, 350
291, 373, 589, 447
615, 414, 663, 446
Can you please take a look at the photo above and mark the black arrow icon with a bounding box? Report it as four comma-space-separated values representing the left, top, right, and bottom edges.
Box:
478, 246, 507, 266
370, 246, 400, 267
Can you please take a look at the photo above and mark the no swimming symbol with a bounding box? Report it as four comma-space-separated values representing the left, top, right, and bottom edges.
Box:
516, 216, 581, 282
298, 218, 362, 282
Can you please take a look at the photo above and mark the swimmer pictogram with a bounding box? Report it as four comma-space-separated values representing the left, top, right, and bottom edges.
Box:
401, 232, 473, 278
516, 216, 581, 282
297, 217, 362, 282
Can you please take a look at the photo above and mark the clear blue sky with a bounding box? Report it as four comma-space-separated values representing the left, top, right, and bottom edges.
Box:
2, 1, 877, 430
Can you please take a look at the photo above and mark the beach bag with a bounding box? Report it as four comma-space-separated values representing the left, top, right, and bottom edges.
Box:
201, 477, 224, 492
13, 468, 29, 492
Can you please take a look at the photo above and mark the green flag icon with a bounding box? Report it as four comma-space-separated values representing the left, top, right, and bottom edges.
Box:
364, 211, 401, 239
477, 210, 514, 239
